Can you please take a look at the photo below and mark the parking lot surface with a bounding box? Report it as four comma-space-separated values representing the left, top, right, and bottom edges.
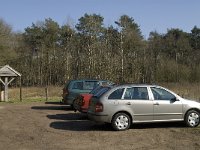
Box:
0, 102, 199, 150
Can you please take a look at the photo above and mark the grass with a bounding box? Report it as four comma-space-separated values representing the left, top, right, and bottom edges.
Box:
1, 82, 200, 104
160, 82, 200, 102
0, 86, 62, 104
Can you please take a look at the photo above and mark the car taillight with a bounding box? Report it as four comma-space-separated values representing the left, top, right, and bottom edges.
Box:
81, 96, 85, 106
63, 88, 68, 96
95, 102, 103, 112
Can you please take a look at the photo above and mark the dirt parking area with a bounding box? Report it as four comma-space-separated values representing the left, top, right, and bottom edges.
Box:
0, 102, 199, 150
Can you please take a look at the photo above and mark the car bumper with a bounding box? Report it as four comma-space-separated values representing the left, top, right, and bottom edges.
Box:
79, 106, 88, 113
61, 95, 74, 105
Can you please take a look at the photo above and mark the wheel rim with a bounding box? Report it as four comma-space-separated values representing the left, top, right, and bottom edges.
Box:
188, 112, 199, 127
115, 115, 129, 130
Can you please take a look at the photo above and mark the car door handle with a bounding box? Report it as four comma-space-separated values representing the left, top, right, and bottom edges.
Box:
154, 102, 159, 105
126, 102, 131, 105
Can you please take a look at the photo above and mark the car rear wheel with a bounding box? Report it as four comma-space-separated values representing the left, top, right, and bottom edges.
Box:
185, 110, 200, 127
111, 113, 131, 131
71, 100, 76, 110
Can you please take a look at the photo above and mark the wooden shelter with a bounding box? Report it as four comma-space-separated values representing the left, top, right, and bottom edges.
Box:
0, 65, 22, 102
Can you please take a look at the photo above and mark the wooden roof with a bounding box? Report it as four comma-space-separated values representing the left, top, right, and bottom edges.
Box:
0, 65, 21, 77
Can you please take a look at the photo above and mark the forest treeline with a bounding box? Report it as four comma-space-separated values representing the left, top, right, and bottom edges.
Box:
0, 14, 200, 86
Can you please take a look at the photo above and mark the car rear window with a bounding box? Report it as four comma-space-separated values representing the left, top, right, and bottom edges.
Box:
90, 86, 102, 94
71, 81, 98, 90
83, 81, 98, 90
108, 88, 125, 99
93, 87, 111, 98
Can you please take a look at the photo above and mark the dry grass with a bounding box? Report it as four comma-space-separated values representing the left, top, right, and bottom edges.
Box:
4, 86, 62, 103
1, 82, 200, 103
160, 82, 200, 102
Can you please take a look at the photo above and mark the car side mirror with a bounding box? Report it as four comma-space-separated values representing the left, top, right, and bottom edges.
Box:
170, 97, 178, 102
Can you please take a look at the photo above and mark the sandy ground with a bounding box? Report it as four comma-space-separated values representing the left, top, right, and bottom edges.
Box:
0, 102, 199, 150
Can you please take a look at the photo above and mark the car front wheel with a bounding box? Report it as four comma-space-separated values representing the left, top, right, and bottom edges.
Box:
185, 110, 200, 127
111, 113, 131, 131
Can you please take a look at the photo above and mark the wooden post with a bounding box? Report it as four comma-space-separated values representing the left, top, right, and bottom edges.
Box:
0, 65, 22, 102
4, 77, 8, 102
20, 76, 22, 101
0, 77, 5, 102
1, 91, 4, 101
45, 86, 48, 101
0, 84, 2, 101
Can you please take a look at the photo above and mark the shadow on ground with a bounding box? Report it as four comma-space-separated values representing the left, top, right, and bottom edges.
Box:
45, 102, 63, 105
48, 112, 186, 131
31, 102, 187, 131
48, 112, 113, 131
31, 103, 72, 111
50, 120, 113, 131
47, 113, 88, 121
132, 122, 186, 129
50, 120, 186, 132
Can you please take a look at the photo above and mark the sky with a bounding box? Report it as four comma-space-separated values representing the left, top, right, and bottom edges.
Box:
0, 0, 200, 38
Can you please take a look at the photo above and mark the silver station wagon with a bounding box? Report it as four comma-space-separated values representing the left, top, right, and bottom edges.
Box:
87, 84, 200, 131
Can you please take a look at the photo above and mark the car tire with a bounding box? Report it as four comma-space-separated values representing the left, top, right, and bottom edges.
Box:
111, 113, 131, 131
185, 110, 200, 127
71, 101, 76, 110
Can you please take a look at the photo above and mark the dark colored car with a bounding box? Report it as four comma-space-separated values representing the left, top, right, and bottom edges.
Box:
61, 79, 113, 107
73, 85, 113, 113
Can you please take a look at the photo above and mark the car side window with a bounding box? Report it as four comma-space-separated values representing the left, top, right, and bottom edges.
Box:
124, 87, 149, 100
108, 88, 125, 99
151, 87, 176, 100
84, 81, 98, 90
72, 82, 83, 90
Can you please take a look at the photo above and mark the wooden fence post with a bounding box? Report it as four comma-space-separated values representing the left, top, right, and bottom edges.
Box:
45, 87, 48, 101
4, 77, 8, 102
20, 76, 22, 101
